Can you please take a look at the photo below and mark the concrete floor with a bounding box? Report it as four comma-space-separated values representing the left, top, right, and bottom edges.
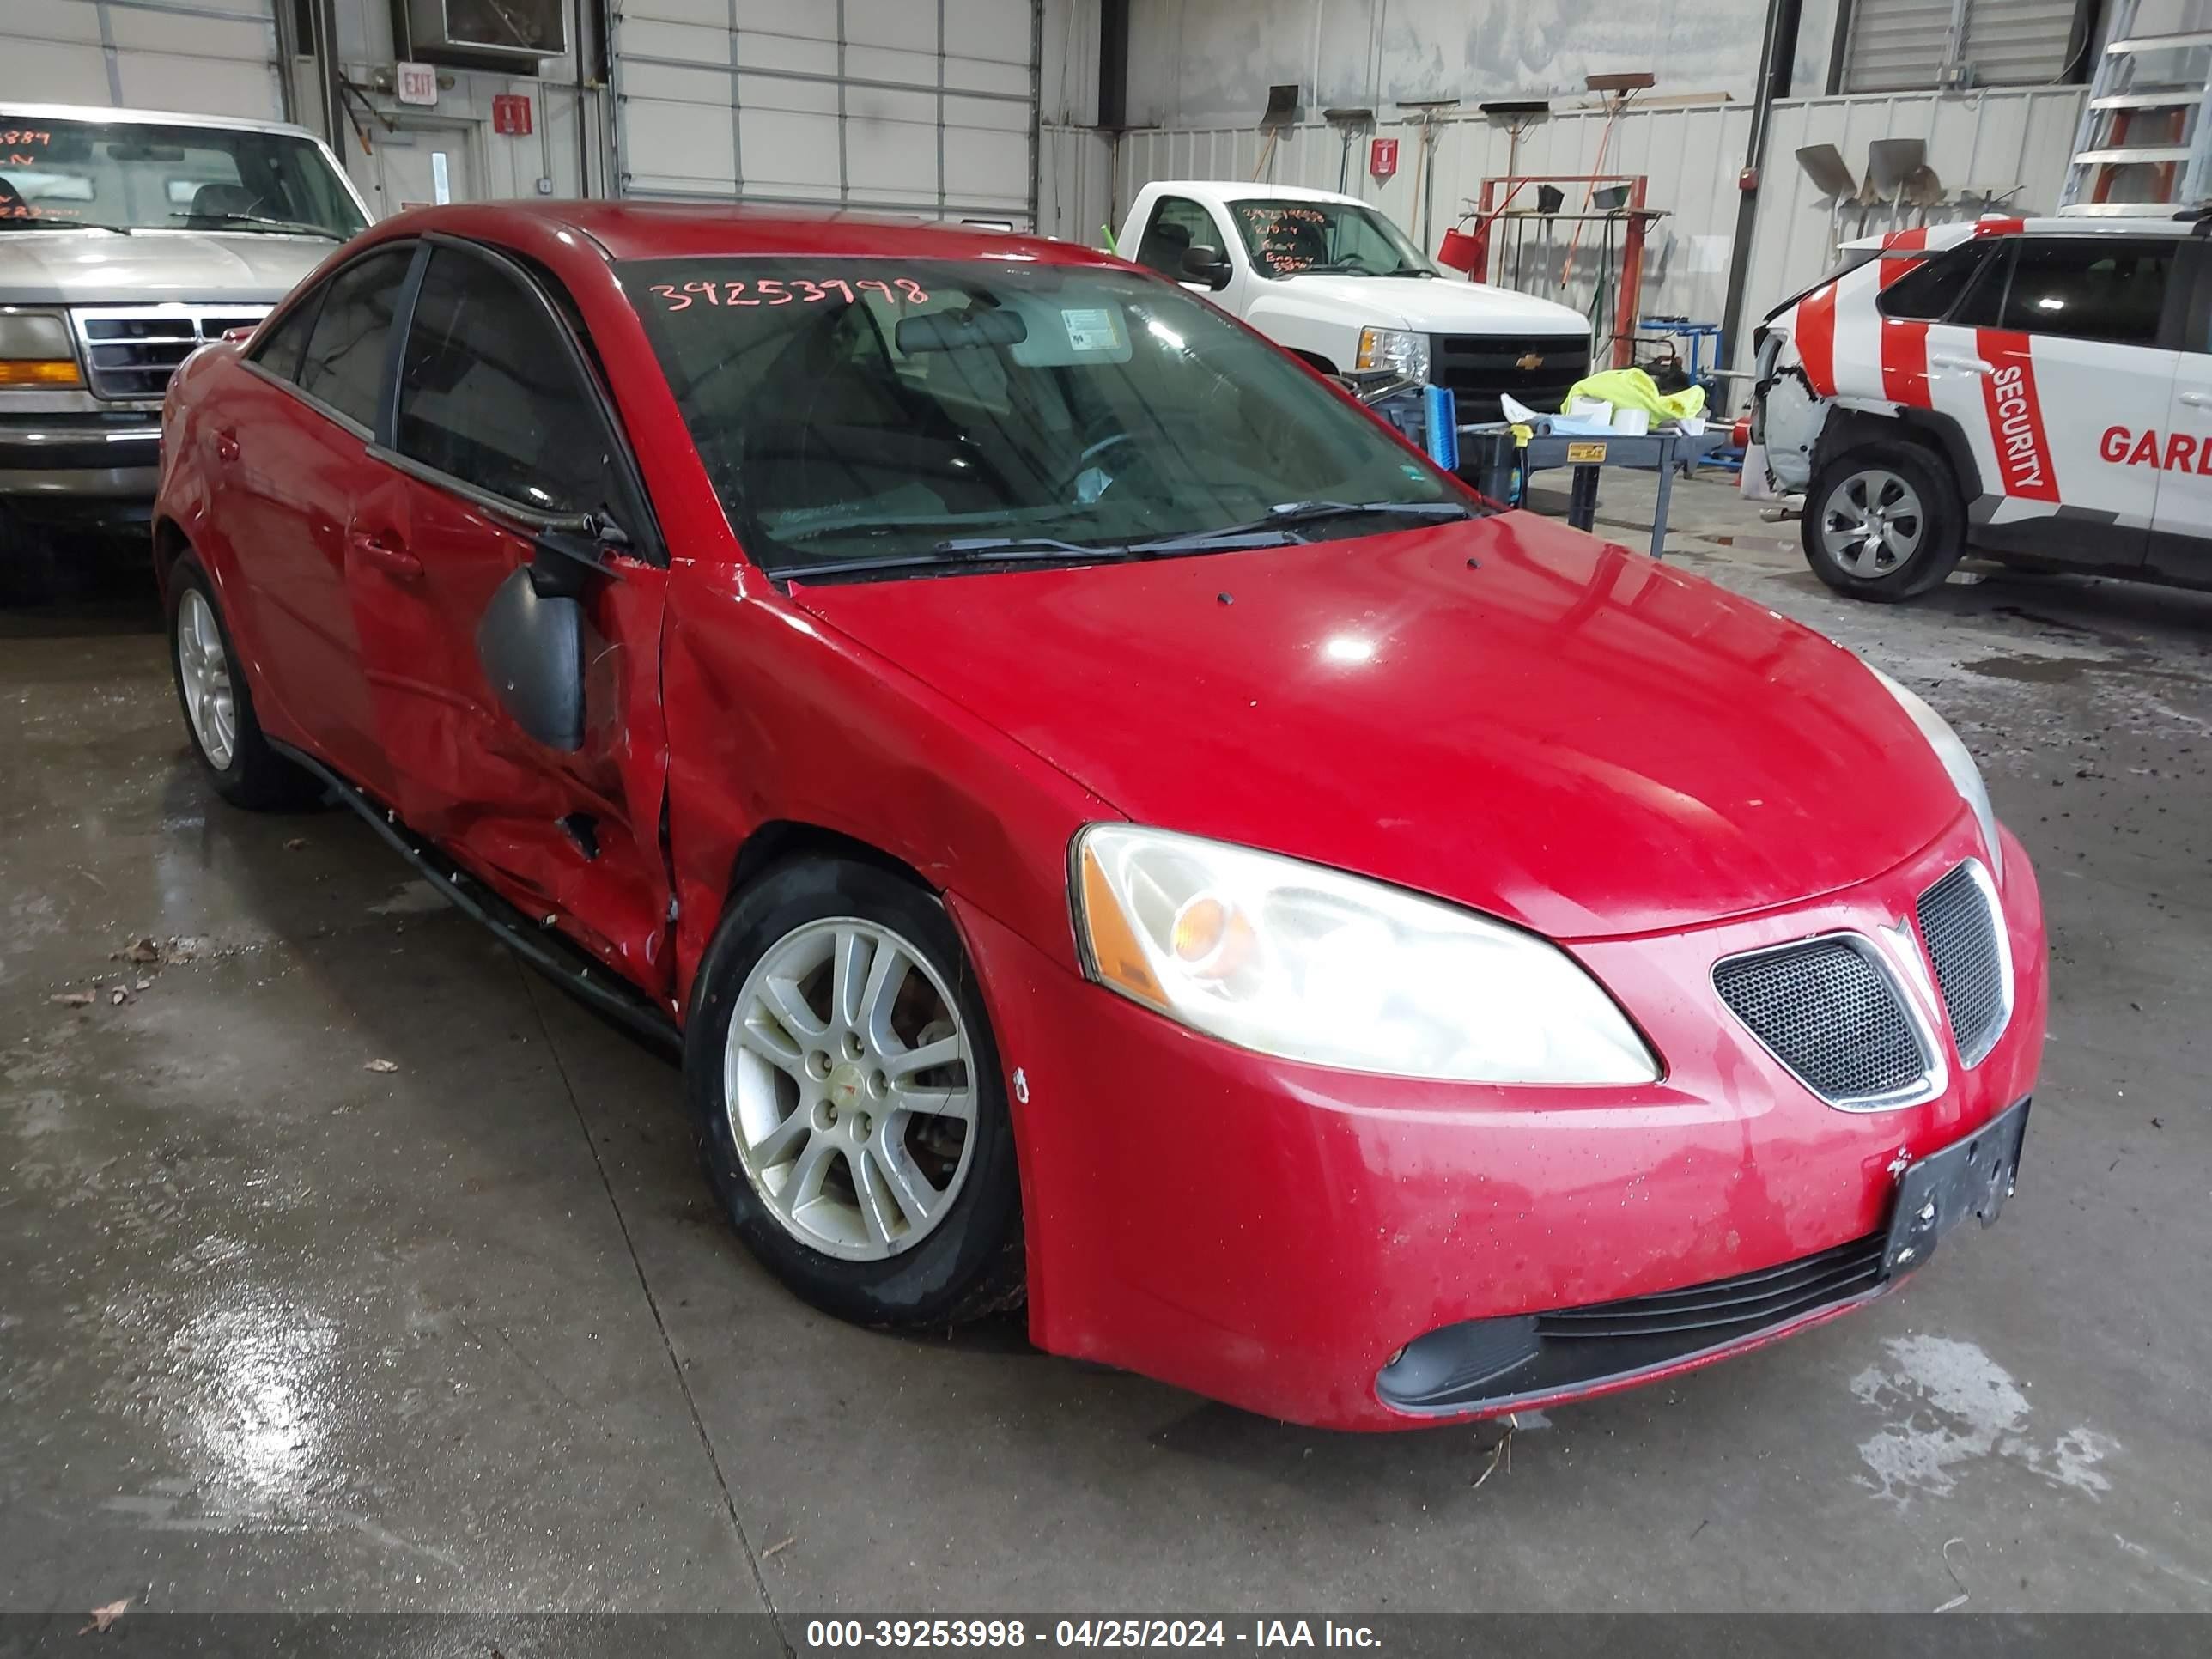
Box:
4, 475, 2210, 1622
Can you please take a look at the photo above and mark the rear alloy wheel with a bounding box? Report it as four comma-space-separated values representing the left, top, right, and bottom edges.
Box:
684, 858, 1024, 1327
1802, 443, 1965, 602
166, 556, 319, 810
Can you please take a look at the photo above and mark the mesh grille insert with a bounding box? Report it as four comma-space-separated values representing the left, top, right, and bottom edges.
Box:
1713, 939, 1926, 1105
1917, 864, 2007, 1064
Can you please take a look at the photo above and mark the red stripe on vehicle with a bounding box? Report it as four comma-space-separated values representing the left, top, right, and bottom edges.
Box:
1976, 330, 2060, 503
1796, 283, 1838, 398
1879, 318, 1930, 406
1877, 228, 1929, 288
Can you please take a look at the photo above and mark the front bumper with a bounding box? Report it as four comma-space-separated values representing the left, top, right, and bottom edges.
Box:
0, 416, 162, 504
957, 816, 2046, 1431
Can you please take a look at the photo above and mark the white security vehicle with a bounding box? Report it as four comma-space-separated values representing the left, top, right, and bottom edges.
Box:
1117, 181, 1593, 422
0, 102, 369, 599
1747, 213, 2212, 601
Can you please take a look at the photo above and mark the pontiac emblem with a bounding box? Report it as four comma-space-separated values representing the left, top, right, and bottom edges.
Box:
1516, 351, 1544, 370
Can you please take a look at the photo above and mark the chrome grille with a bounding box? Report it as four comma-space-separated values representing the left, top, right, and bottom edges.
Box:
1917, 862, 2010, 1065
69, 304, 269, 402
1713, 936, 1932, 1109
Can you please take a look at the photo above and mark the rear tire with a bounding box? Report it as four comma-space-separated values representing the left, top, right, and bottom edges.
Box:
167, 555, 319, 810
1802, 441, 1966, 602
684, 856, 1025, 1328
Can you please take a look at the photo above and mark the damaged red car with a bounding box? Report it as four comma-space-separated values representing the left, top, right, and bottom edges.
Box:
154, 204, 2046, 1431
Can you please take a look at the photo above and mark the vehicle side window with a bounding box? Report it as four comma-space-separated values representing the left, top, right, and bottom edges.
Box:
1999, 238, 2173, 347
1876, 242, 1990, 322
295, 246, 413, 428
248, 290, 325, 383
394, 246, 625, 517
1136, 196, 1224, 277
1947, 240, 2013, 330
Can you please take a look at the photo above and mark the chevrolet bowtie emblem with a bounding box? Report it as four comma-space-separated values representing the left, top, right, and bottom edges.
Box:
1516, 351, 1544, 370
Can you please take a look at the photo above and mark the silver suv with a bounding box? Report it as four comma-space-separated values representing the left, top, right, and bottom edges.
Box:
1, 102, 369, 600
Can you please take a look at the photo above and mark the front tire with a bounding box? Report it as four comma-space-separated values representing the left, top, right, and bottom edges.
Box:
167, 555, 319, 809
684, 857, 1024, 1327
1802, 442, 1966, 602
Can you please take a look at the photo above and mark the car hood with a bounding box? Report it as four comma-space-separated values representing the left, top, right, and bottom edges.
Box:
1260, 273, 1589, 336
0, 229, 334, 307
787, 514, 1966, 939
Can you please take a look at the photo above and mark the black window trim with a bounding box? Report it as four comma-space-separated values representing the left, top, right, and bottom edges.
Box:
2185, 239, 2212, 357
239, 239, 422, 441
364, 230, 665, 566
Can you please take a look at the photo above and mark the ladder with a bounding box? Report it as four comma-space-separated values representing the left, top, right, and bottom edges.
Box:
2059, 0, 2212, 215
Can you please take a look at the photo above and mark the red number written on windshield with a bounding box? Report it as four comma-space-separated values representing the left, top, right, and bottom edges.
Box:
648, 276, 931, 313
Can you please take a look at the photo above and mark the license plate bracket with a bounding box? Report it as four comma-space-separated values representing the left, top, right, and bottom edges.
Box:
1884, 1097, 2030, 1278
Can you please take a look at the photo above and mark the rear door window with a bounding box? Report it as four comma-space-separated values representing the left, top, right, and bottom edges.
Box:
1999, 238, 2175, 346
393, 244, 627, 518
295, 246, 414, 428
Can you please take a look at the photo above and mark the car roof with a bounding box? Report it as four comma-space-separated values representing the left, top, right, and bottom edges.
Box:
382, 199, 1122, 268
1146, 179, 1368, 208
0, 100, 328, 143
1843, 213, 2201, 251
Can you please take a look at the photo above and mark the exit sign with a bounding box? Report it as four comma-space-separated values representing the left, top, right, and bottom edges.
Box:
1370, 137, 1399, 179
395, 61, 437, 106
493, 94, 532, 136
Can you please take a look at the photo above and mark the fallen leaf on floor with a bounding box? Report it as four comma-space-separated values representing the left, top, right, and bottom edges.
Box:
135, 979, 153, 993
364, 1059, 400, 1073
78, 1599, 129, 1635
52, 991, 96, 1008
110, 988, 128, 1006
124, 937, 162, 964
284, 837, 310, 851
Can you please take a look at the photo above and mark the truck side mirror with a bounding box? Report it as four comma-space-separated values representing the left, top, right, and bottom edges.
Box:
1181, 245, 1234, 290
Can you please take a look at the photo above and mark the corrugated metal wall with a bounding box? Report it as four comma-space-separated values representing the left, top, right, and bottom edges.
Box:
1841, 0, 2081, 92
0, 0, 288, 119
1073, 82, 2089, 374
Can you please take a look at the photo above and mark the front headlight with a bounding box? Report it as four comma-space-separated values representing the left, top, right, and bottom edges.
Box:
0, 307, 82, 388
1072, 825, 1658, 1084
1356, 325, 1431, 384
1870, 667, 2002, 879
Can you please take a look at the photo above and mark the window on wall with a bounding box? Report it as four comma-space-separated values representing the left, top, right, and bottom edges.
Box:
1840, 0, 2082, 93
395, 246, 628, 518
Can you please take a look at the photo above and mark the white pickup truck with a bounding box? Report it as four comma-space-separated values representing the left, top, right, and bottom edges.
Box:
1116, 180, 1594, 422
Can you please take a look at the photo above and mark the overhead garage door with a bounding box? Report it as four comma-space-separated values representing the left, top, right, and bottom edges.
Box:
1841, 0, 2081, 92
0, 0, 286, 120
611, 0, 1039, 225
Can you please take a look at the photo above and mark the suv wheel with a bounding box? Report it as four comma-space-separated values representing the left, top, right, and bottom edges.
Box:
684, 856, 1024, 1328
1802, 442, 1965, 602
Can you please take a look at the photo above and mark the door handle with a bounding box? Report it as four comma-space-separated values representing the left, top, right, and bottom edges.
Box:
2181, 391, 2212, 409
349, 527, 422, 580
214, 428, 240, 462
1929, 353, 1993, 375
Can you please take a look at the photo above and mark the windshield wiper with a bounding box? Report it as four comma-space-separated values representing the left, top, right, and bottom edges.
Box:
772, 537, 1137, 583
1128, 498, 1472, 556
0, 216, 134, 234
173, 210, 343, 240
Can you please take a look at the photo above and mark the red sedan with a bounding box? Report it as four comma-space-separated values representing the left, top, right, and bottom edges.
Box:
153, 204, 2045, 1431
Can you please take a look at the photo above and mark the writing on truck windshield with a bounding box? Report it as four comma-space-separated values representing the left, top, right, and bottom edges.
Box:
1228, 200, 1436, 280
0, 117, 364, 237
623, 258, 1462, 577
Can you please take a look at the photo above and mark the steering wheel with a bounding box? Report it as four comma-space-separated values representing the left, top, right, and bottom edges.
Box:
1060, 432, 1139, 496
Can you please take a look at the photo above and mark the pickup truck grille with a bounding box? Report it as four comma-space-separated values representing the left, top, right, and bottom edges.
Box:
1431, 332, 1592, 425
68, 304, 270, 402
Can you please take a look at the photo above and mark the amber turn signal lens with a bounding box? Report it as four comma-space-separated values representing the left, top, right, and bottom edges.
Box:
1078, 842, 1168, 1010
0, 359, 83, 386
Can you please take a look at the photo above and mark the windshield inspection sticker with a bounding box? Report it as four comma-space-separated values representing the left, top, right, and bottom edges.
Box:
1060, 307, 1121, 352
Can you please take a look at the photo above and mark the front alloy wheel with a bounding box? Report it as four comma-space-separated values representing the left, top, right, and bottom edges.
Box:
684, 857, 1024, 1327
725, 917, 977, 1260
1801, 442, 1965, 602
175, 587, 238, 769
1818, 467, 1923, 579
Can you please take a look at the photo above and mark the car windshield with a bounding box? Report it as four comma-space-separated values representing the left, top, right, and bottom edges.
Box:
1226, 199, 1435, 279
623, 258, 1464, 577
0, 114, 365, 237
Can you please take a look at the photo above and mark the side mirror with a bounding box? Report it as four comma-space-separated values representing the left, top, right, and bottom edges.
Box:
1180, 244, 1234, 290
477, 565, 584, 751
